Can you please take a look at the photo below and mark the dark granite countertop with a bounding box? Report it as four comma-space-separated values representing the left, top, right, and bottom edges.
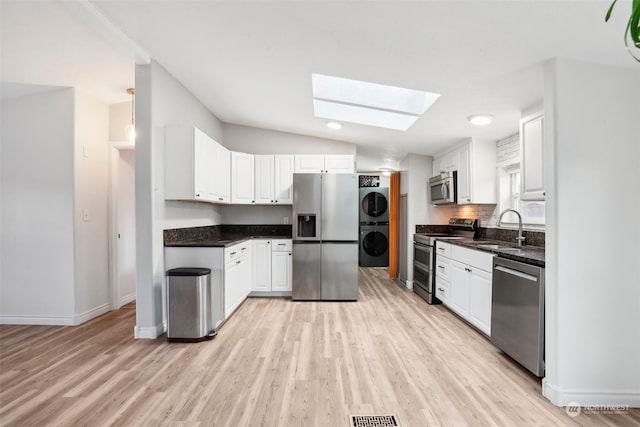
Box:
164, 224, 292, 248
438, 238, 545, 268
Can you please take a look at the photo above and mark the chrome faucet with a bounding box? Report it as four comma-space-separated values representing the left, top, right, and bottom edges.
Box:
497, 209, 526, 247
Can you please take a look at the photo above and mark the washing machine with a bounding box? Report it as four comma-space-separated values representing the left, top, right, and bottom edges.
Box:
359, 187, 389, 223
359, 224, 389, 267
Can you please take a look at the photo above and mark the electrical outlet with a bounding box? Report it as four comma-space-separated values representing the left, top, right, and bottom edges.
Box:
82, 209, 90, 222
283, 217, 289, 225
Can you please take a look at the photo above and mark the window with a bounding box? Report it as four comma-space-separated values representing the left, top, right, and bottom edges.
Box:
498, 165, 545, 228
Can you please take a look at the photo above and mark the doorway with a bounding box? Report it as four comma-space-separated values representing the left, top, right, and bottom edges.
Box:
109, 144, 136, 309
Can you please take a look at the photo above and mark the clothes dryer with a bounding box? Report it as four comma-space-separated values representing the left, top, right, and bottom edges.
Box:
359, 224, 389, 267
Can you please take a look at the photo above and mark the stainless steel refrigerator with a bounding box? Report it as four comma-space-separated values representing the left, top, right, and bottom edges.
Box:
292, 174, 359, 301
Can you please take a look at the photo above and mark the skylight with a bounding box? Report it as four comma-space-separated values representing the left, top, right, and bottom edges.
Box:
312, 74, 440, 131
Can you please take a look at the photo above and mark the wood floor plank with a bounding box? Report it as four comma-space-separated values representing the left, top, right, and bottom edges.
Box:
1, 269, 638, 426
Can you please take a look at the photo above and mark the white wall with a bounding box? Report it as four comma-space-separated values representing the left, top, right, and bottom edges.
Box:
221, 205, 292, 225
543, 59, 640, 407
398, 153, 451, 288
73, 91, 111, 323
222, 123, 356, 155
134, 60, 224, 338
1, 88, 111, 325
1, 88, 76, 324
109, 101, 131, 142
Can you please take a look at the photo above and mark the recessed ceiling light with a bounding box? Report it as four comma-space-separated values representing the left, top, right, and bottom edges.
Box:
326, 121, 342, 130
468, 114, 494, 125
312, 74, 440, 131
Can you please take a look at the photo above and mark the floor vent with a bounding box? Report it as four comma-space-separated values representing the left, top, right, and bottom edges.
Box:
350, 414, 399, 427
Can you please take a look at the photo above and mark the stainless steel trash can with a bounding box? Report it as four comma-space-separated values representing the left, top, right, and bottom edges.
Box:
166, 267, 217, 342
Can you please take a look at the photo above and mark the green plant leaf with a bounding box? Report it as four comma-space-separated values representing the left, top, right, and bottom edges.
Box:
605, 0, 618, 22
631, 0, 640, 45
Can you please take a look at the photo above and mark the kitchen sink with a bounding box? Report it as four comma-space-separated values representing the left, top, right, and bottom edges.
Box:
477, 244, 523, 254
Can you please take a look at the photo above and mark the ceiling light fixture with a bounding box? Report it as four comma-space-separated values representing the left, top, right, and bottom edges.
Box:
379, 167, 394, 176
312, 74, 440, 131
467, 114, 494, 125
326, 121, 342, 130
125, 88, 135, 144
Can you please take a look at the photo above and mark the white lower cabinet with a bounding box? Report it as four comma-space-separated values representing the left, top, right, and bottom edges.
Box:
271, 244, 292, 291
252, 240, 272, 292
251, 239, 292, 293
435, 241, 494, 336
224, 241, 252, 318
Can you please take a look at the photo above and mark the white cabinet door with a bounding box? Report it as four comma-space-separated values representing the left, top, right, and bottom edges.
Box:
224, 258, 242, 318
450, 260, 470, 319
252, 240, 272, 292
520, 112, 545, 201
468, 268, 492, 336
271, 250, 292, 292
165, 125, 218, 203
212, 143, 230, 203
231, 152, 255, 204
255, 155, 275, 204
324, 154, 354, 173
193, 128, 216, 201
456, 143, 472, 204
274, 155, 294, 204
294, 155, 325, 173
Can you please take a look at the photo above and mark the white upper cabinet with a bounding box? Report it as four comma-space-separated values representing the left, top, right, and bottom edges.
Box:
274, 155, 294, 204
434, 138, 496, 204
165, 125, 229, 204
231, 151, 255, 204
212, 144, 231, 203
254, 154, 294, 205
324, 154, 355, 173
520, 112, 545, 201
432, 150, 459, 174
294, 154, 354, 174
255, 155, 275, 204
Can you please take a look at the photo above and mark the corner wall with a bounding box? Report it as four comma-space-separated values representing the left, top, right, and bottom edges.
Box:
543, 58, 640, 406
134, 60, 224, 338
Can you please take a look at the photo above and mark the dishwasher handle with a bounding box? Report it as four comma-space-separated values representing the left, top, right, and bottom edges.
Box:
495, 265, 538, 282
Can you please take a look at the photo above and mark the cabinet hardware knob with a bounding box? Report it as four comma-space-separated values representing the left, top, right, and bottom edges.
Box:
438, 265, 444, 269
230, 251, 237, 256
236, 260, 241, 264
289, 253, 291, 256
438, 287, 444, 292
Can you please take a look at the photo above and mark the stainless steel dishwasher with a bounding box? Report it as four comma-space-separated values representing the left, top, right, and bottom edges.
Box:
491, 257, 545, 376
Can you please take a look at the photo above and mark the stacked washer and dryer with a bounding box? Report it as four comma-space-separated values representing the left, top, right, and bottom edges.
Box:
359, 187, 390, 267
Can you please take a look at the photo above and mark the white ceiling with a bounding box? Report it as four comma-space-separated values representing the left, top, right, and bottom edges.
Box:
1, 0, 636, 169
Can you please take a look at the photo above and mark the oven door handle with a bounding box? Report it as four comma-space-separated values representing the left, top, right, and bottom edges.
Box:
414, 262, 430, 273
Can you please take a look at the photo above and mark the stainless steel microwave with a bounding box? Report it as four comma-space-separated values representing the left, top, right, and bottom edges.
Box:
429, 171, 457, 205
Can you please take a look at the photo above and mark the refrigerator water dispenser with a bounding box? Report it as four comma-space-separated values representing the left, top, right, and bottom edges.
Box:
297, 214, 316, 238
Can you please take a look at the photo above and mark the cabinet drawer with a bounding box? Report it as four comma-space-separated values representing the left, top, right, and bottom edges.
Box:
451, 245, 494, 272
435, 278, 450, 304
435, 256, 450, 280
435, 241, 451, 258
225, 241, 251, 264
272, 239, 292, 252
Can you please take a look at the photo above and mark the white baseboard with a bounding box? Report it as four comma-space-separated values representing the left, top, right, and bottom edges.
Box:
0, 315, 75, 326
134, 320, 166, 339
405, 280, 414, 290
73, 303, 111, 325
1, 303, 114, 326
543, 378, 640, 407
119, 293, 136, 307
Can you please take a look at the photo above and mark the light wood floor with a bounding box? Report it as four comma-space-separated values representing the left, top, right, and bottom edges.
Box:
1, 268, 638, 427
